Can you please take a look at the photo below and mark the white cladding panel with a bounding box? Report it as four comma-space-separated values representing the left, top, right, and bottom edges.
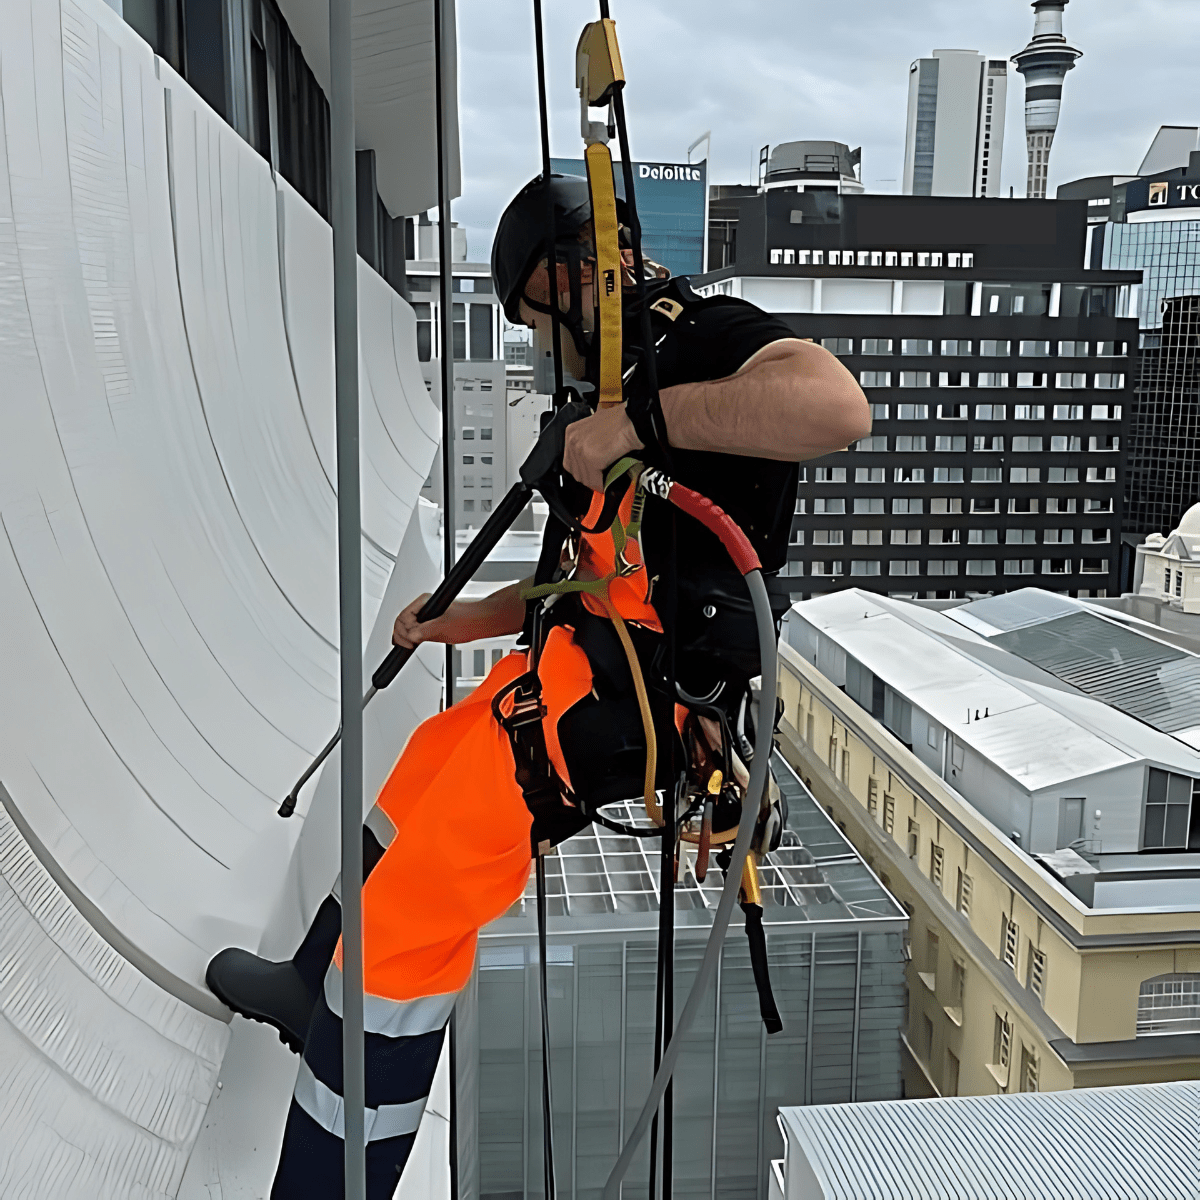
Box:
0, 0, 443, 1190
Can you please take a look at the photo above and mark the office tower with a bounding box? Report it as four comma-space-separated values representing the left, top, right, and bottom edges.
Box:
458, 758, 907, 1199
696, 184, 1140, 602
782, 587, 1200, 1100
903, 51, 1008, 198
1063, 134, 1200, 538
1013, 0, 1083, 199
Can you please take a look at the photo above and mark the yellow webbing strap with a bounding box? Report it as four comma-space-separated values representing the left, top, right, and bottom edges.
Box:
585, 141, 623, 410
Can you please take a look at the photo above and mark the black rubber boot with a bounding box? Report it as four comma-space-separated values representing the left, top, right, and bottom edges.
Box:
206, 831, 385, 1053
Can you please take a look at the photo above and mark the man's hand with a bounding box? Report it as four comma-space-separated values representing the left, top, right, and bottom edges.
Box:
562, 404, 644, 493
391, 581, 530, 648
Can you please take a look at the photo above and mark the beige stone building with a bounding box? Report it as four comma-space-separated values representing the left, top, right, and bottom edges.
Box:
774, 587, 1200, 1099
1133, 500, 1200, 614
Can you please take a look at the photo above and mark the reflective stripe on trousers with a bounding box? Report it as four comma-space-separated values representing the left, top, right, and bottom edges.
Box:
271, 962, 454, 1198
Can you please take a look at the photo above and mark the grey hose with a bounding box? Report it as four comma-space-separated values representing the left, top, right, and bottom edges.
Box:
601, 568, 778, 1199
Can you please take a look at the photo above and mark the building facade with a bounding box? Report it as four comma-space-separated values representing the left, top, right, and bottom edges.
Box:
778, 588, 1200, 1104
456, 760, 907, 1200
693, 194, 1140, 602
1134, 501, 1200, 614
551, 156, 707, 277
1012, 0, 1082, 200
902, 51, 1008, 198
1064, 146, 1200, 537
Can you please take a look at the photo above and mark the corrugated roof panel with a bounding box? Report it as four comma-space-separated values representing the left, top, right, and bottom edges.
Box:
992, 611, 1200, 733
780, 1080, 1200, 1199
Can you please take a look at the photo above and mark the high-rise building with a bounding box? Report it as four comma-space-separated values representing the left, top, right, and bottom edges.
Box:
1012, 1, 1083, 200
694, 187, 1140, 602
902, 51, 1008, 198
780, 587, 1200, 1101
457, 757, 908, 1199
1062, 137, 1200, 540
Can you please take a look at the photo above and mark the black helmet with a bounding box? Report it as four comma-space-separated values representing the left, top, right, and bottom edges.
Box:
491, 173, 593, 324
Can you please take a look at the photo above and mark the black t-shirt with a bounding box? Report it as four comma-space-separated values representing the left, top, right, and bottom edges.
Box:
619, 280, 800, 686
632, 285, 799, 574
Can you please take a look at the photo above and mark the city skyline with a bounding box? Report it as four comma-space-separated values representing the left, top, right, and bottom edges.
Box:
456, 0, 1200, 262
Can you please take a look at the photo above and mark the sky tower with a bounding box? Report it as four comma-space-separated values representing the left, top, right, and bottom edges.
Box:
1012, 0, 1082, 198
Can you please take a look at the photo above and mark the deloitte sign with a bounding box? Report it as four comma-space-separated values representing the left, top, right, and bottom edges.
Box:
551, 156, 707, 276
638, 163, 704, 183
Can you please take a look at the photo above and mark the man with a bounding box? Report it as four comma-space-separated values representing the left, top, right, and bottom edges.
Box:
209, 174, 869, 1198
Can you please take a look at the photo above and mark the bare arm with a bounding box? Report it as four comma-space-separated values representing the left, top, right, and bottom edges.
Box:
563, 339, 870, 491
392, 577, 529, 647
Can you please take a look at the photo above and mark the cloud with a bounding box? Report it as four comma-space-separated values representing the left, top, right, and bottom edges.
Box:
453, 0, 1200, 263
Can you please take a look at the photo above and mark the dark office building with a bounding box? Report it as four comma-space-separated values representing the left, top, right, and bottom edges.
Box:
692, 192, 1139, 601
1064, 152, 1200, 538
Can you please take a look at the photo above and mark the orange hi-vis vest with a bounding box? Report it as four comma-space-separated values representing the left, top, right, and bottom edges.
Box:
338, 474, 657, 1008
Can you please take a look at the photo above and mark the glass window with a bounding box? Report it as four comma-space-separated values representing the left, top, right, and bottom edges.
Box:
1095, 373, 1125, 389
930, 498, 963, 514
851, 529, 883, 545
981, 283, 1051, 317
1056, 373, 1086, 389
1059, 285, 1116, 319
900, 372, 930, 388
1010, 467, 1041, 483
940, 370, 971, 388
892, 499, 924, 516
1017, 372, 1048, 388
941, 340, 972, 356
1138, 974, 1200, 1036
856, 436, 888, 451
979, 340, 1011, 356
452, 302, 467, 360
1012, 436, 1043, 451
968, 529, 998, 544
1047, 466, 1080, 482
813, 498, 845, 514
937, 404, 968, 419
974, 436, 1004, 451
889, 560, 920, 575
1050, 436, 1081, 452
1144, 769, 1195, 850
895, 436, 927, 451
1003, 560, 1035, 575
929, 529, 960, 544
897, 404, 928, 419
853, 498, 885, 514
1019, 341, 1051, 357
1013, 405, 1044, 420
975, 404, 1006, 420
1005, 529, 1037, 544
902, 339, 933, 355
413, 302, 432, 362
928, 560, 959, 575
944, 281, 971, 315
1044, 529, 1074, 544
1053, 404, 1084, 420
811, 530, 843, 545
860, 371, 892, 387
869, 403, 890, 419
850, 561, 881, 576
855, 467, 885, 483
469, 304, 493, 360
933, 467, 964, 483
861, 339, 893, 355
822, 337, 853, 355
1095, 341, 1126, 357
813, 467, 847, 482
935, 435, 966, 452
1058, 341, 1088, 357
966, 560, 997, 575
1090, 404, 1122, 419
976, 374, 1009, 389
893, 467, 925, 483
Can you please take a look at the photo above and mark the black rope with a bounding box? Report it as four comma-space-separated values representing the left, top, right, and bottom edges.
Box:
532, 0, 565, 402
535, 855, 558, 1200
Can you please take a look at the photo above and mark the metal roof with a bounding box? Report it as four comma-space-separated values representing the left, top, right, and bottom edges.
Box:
950, 590, 1200, 735
496, 754, 903, 929
788, 590, 1200, 792
778, 1080, 1200, 1200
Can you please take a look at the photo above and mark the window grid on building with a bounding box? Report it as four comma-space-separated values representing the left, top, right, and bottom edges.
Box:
956, 868, 972, 917
1137, 973, 1200, 1035
1002, 915, 1020, 972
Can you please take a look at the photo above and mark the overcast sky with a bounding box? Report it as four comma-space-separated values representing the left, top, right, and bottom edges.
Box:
452, 0, 1200, 263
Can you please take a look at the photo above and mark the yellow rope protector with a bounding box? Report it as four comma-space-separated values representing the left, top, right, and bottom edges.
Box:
585, 141, 623, 410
